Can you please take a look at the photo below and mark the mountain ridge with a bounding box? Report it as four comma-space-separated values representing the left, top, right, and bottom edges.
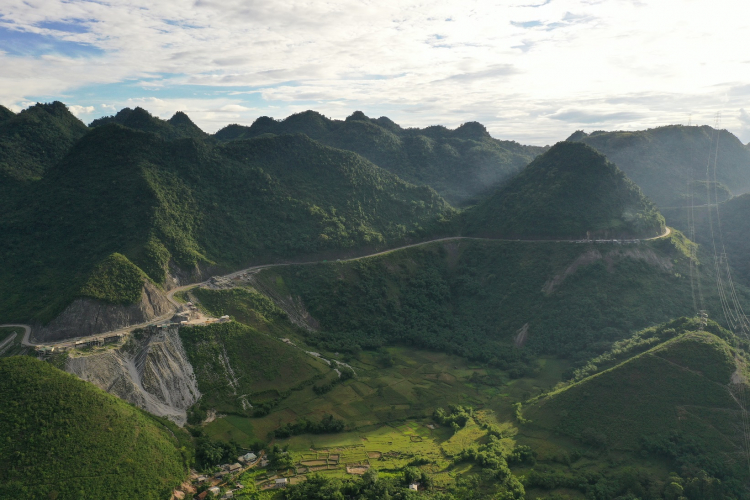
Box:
214, 109, 544, 204
464, 141, 665, 239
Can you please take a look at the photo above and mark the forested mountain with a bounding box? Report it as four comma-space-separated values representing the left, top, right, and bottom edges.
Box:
0, 101, 88, 180
0, 117, 455, 324
568, 125, 750, 207
662, 192, 750, 287
0, 104, 14, 122
0, 356, 189, 499
526, 319, 746, 497
464, 141, 665, 239
90, 106, 209, 140
258, 231, 709, 363
214, 110, 544, 205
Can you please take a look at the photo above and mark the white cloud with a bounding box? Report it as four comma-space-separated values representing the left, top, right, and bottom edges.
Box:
1, 0, 750, 144
68, 104, 95, 116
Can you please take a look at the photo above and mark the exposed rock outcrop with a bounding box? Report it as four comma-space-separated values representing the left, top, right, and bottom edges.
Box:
65, 326, 200, 426
34, 281, 173, 342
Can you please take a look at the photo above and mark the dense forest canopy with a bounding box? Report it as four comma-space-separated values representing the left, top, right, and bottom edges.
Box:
0, 110, 455, 324
213, 109, 545, 205
464, 141, 665, 239
0, 356, 188, 499
569, 125, 750, 207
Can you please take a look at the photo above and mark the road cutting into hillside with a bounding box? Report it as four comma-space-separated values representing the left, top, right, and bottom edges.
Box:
5, 226, 672, 348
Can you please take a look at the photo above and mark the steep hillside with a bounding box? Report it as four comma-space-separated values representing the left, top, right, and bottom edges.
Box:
179, 298, 332, 418
90, 106, 208, 140
0, 101, 88, 180
464, 141, 665, 239
569, 125, 750, 206
662, 193, 750, 287
254, 231, 713, 364
0, 104, 14, 122
215, 110, 544, 205
0, 123, 453, 328
66, 325, 200, 425
0, 356, 188, 500
525, 326, 746, 491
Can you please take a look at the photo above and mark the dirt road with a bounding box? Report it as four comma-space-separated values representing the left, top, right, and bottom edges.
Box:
3, 227, 672, 347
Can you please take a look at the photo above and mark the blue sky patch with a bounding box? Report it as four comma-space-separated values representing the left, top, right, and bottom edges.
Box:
37, 20, 91, 34
511, 20, 543, 28
0, 26, 103, 57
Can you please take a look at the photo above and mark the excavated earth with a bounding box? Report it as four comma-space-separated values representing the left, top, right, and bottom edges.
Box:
66, 326, 200, 426
34, 282, 173, 342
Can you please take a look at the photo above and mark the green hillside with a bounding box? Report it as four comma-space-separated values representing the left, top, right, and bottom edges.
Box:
524, 325, 747, 494
214, 110, 544, 205
0, 104, 14, 122
254, 231, 711, 363
90, 106, 208, 140
569, 125, 750, 206
179, 293, 331, 418
0, 101, 88, 180
464, 141, 665, 239
662, 193, 750, 288
0, 120, 454, 324
0, 356, 188, 500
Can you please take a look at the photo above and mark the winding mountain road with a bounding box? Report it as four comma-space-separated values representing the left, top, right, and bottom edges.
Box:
2, 227, 671, 348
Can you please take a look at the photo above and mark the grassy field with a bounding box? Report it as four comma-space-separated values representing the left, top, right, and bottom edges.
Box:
188, 279, 749, 498
202, 342, 571, 446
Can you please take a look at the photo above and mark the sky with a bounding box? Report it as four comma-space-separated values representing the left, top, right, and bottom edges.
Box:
1, 0, 750, 145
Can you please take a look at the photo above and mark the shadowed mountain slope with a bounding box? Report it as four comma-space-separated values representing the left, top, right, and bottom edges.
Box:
215, 110, 544, 205
0, 101, 88, 180
568, 125, 750, 206
90, 106, 208, 140
0, 124, 455, 325
464, 141, 665, 239
661, 192, 750, 287
0, 104, 14, 122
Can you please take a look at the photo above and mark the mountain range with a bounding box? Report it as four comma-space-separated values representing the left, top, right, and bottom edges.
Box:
2, 101, 750, 500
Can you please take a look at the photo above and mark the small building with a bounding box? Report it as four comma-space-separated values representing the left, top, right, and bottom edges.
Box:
172, 312, 190, 323
195, 491, 208, 500
229, 463, 242, 473
274, 478, 288, 489
409, 483, 419, 491
35, 346, 55, 358
221, 492, 234, 499
218, 315, 231, 323
208, 486, 221, 496
103, 333, 123, 344
241, 452, 257, 462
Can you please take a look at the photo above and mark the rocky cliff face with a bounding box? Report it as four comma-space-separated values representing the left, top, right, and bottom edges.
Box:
34, 281, 173, 342
65, 326, 200, 426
